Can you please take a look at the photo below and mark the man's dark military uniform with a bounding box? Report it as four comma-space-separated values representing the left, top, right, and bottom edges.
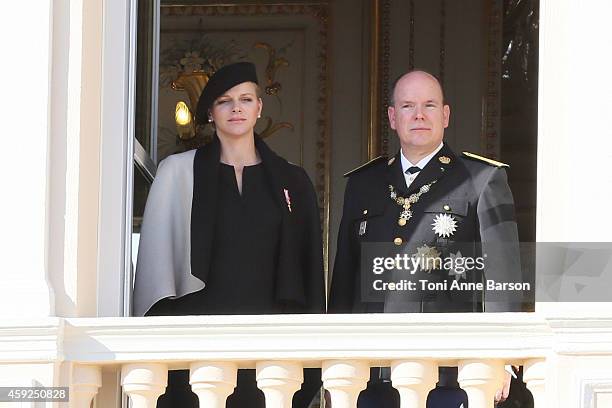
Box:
329, 143, 529, 407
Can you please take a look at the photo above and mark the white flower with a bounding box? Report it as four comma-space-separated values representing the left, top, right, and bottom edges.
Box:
431, 213, 458, 238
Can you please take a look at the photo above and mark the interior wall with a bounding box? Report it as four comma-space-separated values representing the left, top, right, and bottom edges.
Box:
328, 0, 368, 276
382, 0, 487, 156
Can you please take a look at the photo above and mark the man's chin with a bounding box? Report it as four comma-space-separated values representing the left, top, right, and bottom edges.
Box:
401, 138, 439, 151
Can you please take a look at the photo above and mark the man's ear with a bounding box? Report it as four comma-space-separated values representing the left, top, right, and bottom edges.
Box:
388, 106, 396, 130
443, 104, 450, 128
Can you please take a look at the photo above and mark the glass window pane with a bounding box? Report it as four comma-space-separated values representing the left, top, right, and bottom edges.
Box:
132, 163, 151, 234
135, 0, 156, 155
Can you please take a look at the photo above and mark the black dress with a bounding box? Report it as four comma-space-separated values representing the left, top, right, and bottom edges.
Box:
152, 162, 319, 407
164, 162, 282, 315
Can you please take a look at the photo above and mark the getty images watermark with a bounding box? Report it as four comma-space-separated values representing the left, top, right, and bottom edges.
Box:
0, 387, 69, 402
370, 252, 531, 292
359, 241, 533, 303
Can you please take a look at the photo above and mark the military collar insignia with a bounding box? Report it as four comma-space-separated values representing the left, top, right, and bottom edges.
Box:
388, 157, 396, 166
438, 155, 451, 165
431, 213, 458, 238
462, 151, 509, 168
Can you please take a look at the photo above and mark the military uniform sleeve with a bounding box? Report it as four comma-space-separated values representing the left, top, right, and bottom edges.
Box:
477, 167, 523, 312
328, 177, 359, 313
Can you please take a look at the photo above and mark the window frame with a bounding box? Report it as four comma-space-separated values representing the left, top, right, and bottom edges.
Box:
97, 0, 140, 317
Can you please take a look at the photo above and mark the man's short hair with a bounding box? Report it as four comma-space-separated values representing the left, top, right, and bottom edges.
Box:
389, 69, 447, 106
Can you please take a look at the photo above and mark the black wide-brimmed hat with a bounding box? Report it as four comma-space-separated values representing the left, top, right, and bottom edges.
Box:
195, 61, 259, 125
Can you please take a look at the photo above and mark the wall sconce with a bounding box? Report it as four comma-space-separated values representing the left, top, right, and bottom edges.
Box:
171, 72, 210, 140
175, 101, 195, 140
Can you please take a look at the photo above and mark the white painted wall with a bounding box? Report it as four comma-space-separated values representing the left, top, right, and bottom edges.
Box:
537, 0, 612, 242
537, 0, 612, 318
0, 1, 55, 317
5, 0, 132, 319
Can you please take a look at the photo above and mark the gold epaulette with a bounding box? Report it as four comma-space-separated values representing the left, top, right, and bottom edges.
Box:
343, 156, 387, 177
462, 151, 509, 168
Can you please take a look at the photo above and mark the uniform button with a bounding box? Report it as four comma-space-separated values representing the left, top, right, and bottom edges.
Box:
363, 209, 368, 215
398, 218, 407, 226
394, 237, 403, 245
443, 204, 451, 211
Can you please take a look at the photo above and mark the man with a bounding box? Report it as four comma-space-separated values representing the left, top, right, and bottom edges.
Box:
329, 70, 528, 407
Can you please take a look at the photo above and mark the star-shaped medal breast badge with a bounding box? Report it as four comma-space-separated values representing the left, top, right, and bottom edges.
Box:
414, 244, 442, 272
431, 213, 458, 238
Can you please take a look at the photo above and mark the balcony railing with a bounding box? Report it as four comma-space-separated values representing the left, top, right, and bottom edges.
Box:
5, 312, 612, 407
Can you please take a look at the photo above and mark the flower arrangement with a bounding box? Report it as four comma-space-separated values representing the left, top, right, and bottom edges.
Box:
159, 36, 246, 87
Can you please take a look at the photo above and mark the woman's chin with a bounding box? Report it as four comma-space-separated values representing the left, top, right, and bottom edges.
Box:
216, 127, 253, 139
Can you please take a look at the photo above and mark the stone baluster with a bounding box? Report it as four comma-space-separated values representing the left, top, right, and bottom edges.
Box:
256, 361, 304, 408
391, 360, 438, 408
458, 359, 504, 408
121, 363, 168, 408
70, 364, 102, 408
190, 362, 237, 408
322, 360, 369, 408
524, 359, 547, 407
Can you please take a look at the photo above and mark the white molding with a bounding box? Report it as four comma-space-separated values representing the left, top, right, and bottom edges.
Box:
547, 317, 612, 355
2, 314, 612, 376
577, 370, 612, 408
97, 0, 133, 317
123, 0, 139, 318
61, 314, 552, 366
0, 318, 64, 362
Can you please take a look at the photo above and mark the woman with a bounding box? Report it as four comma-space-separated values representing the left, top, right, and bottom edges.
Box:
134, 62, 325, 407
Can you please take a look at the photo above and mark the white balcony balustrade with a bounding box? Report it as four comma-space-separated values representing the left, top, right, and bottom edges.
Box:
322, 360, 369, 407
121, 363, 168, 408
190, 361, 237, 407
391, 360, 438, 408
5, 313, 612, 407
70, 364, 102, 408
